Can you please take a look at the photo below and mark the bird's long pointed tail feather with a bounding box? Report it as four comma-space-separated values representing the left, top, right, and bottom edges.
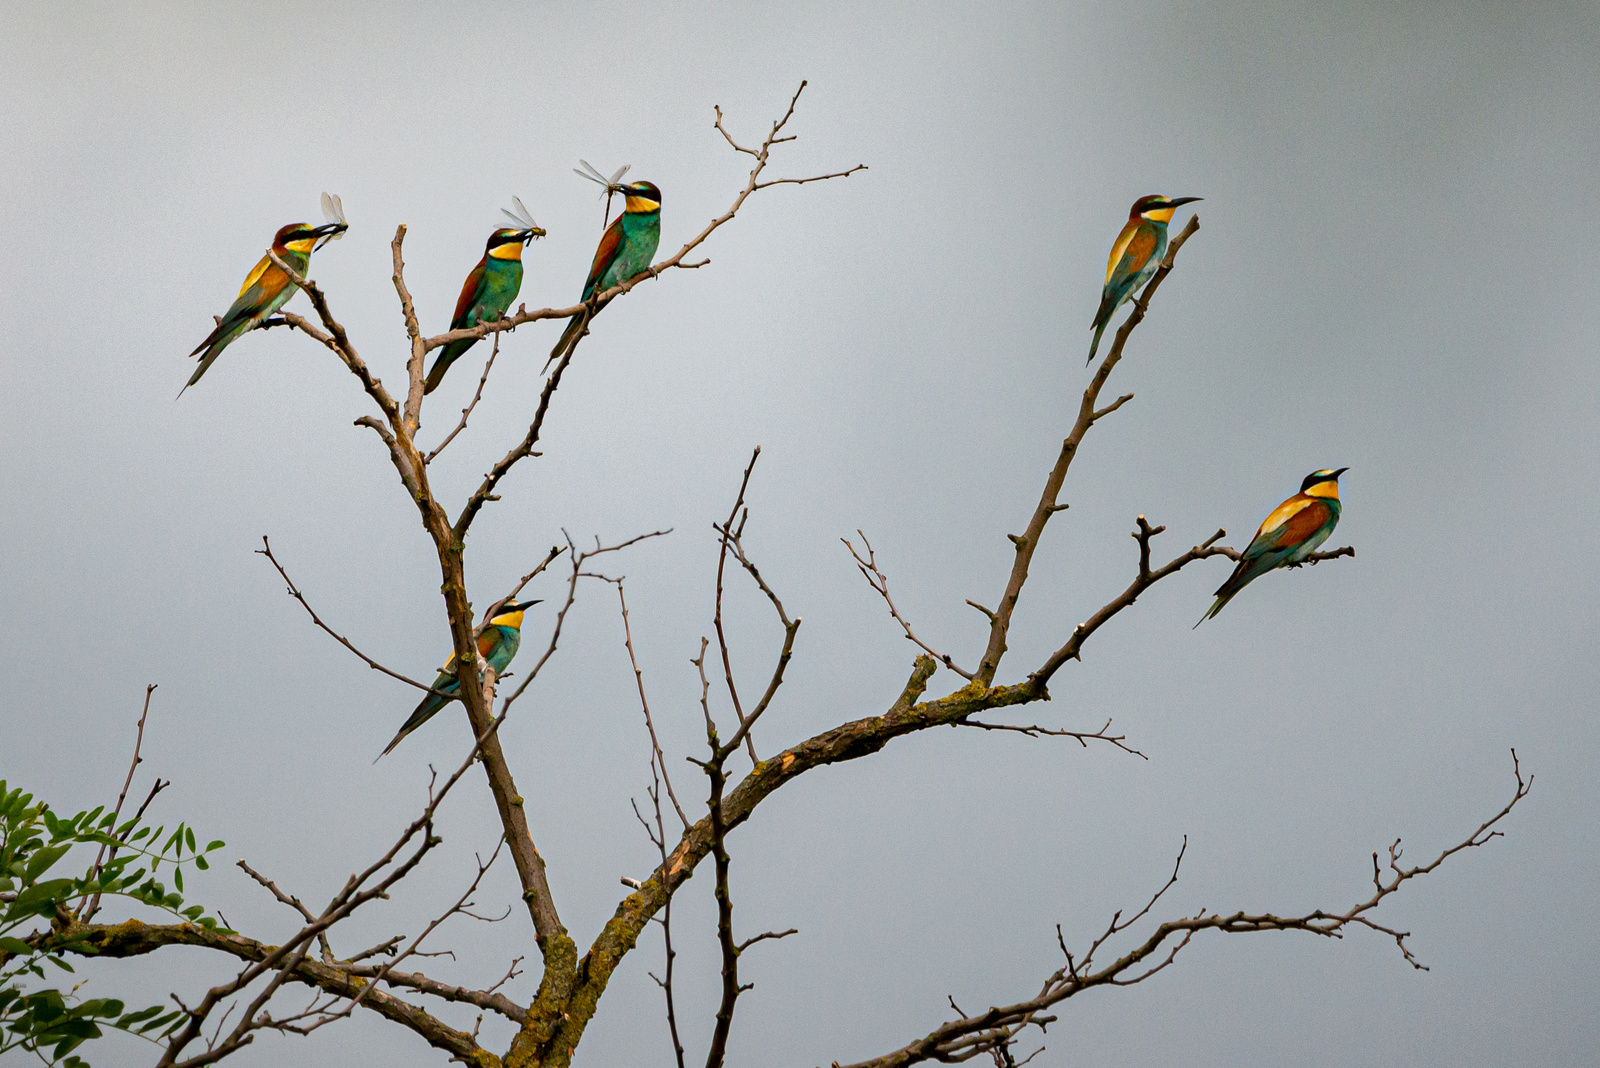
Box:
1194, 592, 1233, 628
423, 341, 469, 395
544, 313, 585, 373
1087, 317, 1110, 366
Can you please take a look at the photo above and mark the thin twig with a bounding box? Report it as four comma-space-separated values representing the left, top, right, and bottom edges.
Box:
83, 684, 158, 921
255, 537, 452, 696
958, 717, 1146, 759
843, 532, 973, 679
425, 330, 500, 463
712, 447, 763, 763
612, 579, 690, 828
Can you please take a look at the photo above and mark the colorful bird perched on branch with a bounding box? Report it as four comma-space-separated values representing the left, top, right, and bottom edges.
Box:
1197, 469, 1348, 625
378, 600, 541, 759
545, 178, 662, 370
424, 198, 546, 394
1087, 194, 1201, 365
182, 195, 347, 395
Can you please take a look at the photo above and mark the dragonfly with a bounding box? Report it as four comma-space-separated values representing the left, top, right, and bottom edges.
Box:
318, 192, 347, 250
573, 159, 631, 225
501, 195, 543, 234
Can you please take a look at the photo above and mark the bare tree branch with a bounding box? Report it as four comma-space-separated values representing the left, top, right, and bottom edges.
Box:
832, 753, 1530, 1067
148, 709, 517, 1066
712, 447, 765, 763
425, 329, 500, 463
255, 536, 452, 696
974, 215, 1201, 686
266, 249, 400, 424
843, 531, 973, 679
612, 577, 690, 828
82, 684, 160, 921
957, 717, 1146, 759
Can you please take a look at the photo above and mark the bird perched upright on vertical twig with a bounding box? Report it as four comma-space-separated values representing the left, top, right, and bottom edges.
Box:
182, 194, 348, 395
1197, 469, 1348, 626
545, 174, 662, 371
423, 198, 546, 394
377, 599, 541, 759
1087, 194, 1201, 365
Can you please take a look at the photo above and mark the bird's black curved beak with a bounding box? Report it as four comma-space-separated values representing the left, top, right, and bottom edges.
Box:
1330, 467, 1350, 478
312, 222, 348, 238
1165, 196, 1203, 208
520, 227, 546, 243
509, 599, 542, 611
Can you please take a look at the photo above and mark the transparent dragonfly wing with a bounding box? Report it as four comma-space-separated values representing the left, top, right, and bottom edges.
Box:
320, 192, 346, 226
318, 192, 347, 248
501, 195, 541, 231
574, 160, 631, 195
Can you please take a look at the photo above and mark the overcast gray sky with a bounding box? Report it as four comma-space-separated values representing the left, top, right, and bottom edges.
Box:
3, 1, 1597, 1065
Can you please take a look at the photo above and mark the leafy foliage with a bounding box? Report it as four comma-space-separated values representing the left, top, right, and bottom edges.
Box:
0, 781, 224, 1065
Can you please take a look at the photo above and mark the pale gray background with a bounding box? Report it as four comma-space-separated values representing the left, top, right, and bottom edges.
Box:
2, 1, 1596, 1065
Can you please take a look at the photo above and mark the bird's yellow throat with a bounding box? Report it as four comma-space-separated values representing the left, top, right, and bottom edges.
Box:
489, 242, 524, 261
1140, 206, 1177, 223
489, 608, 526, 629
1305, 481, 1341, 500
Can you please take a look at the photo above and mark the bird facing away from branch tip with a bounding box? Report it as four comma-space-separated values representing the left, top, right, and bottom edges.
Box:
182, 200, 347, 396
1087, 194, 1201, 366
1197, 469, 1348, 626
544, 180, 662, 372
376, 600, 541, 760
425, 202, 546, 394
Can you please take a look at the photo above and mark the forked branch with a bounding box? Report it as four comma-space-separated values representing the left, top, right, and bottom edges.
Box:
834, 752, 1530, 1067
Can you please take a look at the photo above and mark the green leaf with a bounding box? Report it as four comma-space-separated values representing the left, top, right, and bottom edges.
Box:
7, 878, 74, 920
193, 856, 208, 871
205, 840, 224, 852
22, 844, 71, 884
184, 827, 196, 853
173, 868, 183, 893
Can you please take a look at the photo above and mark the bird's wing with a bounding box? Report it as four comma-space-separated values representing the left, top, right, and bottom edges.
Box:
583, 216, 625, 298
451, 256, 490, 329
230, 257, 290, 317
236, 253, 275, 299
1253, 496, 1333, 553
1270, 499, 1335, 550
191, 256, 288, 357
433, 630, 503, 671
1106, 221, 1158, 288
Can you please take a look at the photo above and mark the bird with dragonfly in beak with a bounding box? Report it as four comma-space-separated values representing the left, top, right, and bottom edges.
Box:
182, 193, 348, 394
423, 197, 547, 394
545, 160, 662, 371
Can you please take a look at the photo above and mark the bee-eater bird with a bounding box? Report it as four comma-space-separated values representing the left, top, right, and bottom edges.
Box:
424, 200, 546, 394
377, 600, 541, 759
1087, 194, 1202, 365
182, 216, 348, 395
1197, 469, 1348, 626
545, 180, 662, 370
